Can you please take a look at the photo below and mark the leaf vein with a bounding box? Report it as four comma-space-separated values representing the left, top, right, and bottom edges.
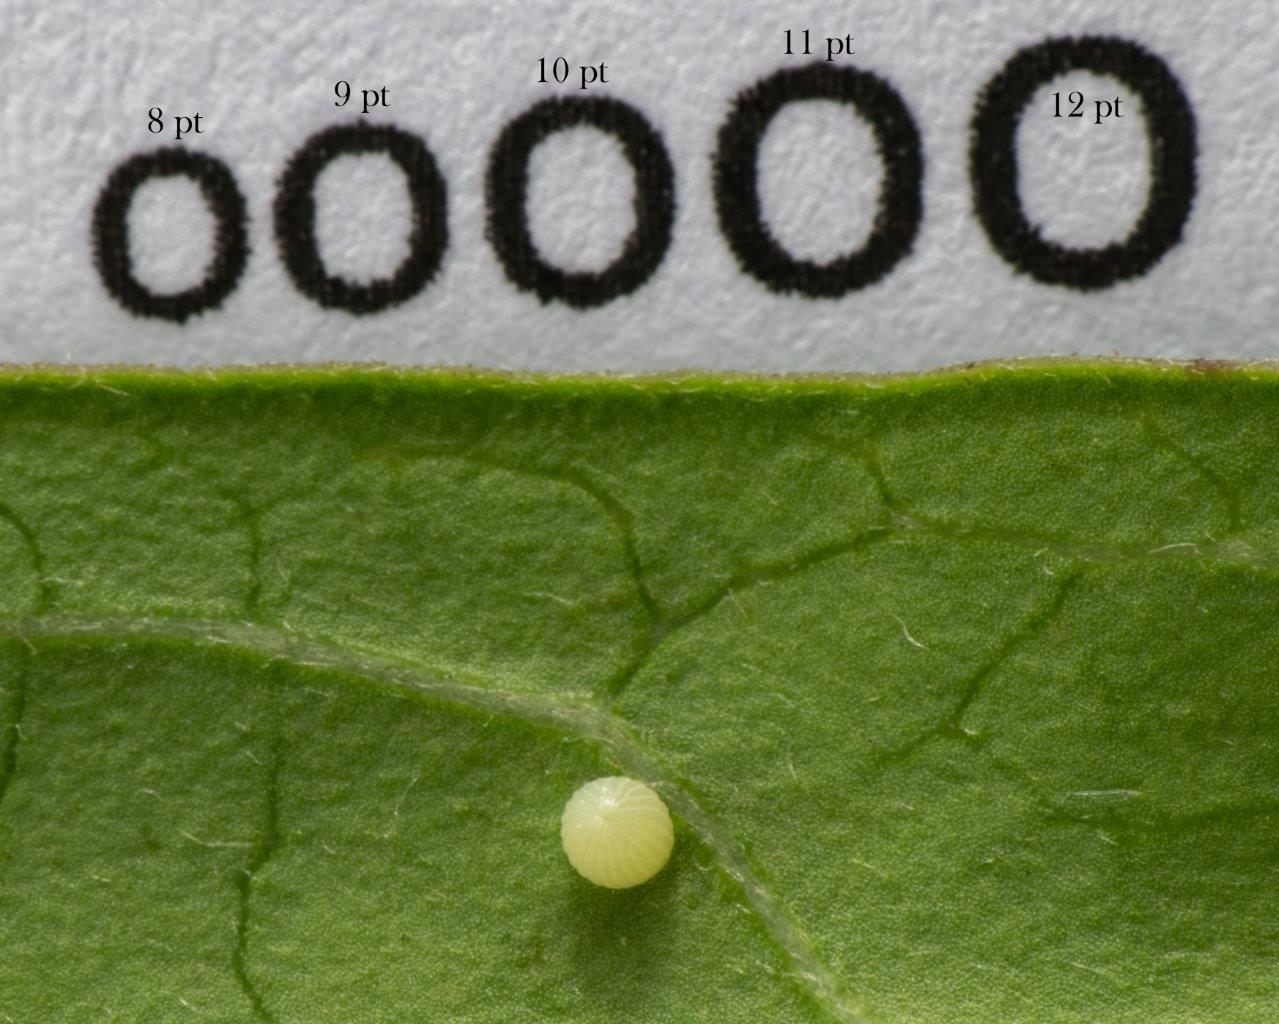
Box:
0, 645, 31, 814
232, 732, 283, 1024
1136, 414, 1243, 534
391, 445, 662, 626
0, 502, 55, 614
807, 433, 1276, 571
603, 528, 898, 701
866, 571, 1082, 772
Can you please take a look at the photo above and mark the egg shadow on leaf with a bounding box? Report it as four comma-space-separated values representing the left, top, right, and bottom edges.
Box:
551, 832, 691, 1017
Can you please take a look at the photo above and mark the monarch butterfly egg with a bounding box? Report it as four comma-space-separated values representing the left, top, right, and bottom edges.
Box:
560, 776, 675, 889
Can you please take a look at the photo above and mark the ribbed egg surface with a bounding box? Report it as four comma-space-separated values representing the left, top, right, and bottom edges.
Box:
560, 776, 675, 889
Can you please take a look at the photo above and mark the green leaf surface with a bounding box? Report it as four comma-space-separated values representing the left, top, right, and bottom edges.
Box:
0, 362, 1275, 1023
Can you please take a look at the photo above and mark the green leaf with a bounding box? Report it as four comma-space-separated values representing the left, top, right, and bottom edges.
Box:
0, 362, 1275, 1023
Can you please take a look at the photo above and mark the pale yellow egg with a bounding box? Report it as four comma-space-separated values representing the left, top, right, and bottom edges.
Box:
560, 776, 675, 889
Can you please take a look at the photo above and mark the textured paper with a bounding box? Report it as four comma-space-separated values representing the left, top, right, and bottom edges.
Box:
0, 0, 1274, 371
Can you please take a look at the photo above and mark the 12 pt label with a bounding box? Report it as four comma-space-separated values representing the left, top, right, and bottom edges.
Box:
93, 36, 1197, 322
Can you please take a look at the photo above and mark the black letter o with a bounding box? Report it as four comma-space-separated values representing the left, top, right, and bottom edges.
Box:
92, 148, 249, 322
274, 122, 449, 313
970, 36, 1197, 289
485, 97, 675, 309
713, 63, 924, 298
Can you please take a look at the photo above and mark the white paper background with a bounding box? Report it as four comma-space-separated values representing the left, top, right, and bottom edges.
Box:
0, 0, 1274, 372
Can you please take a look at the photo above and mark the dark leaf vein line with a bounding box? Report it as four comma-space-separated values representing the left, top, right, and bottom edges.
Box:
0, 500, 50, 816
0, 646, 30, 813
0, 503, 54, 614
981, 746, 1279, 835
233, 733, 282, 1024
1137, 414, 1243, 533
389, 445, 661, 624
868, 571, 1082, 771
806, 432, 1272, 569
133, 427, 265, 617
221, 492, 264, 617
603, 527, 897, 700
895, 513, 1279, 569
